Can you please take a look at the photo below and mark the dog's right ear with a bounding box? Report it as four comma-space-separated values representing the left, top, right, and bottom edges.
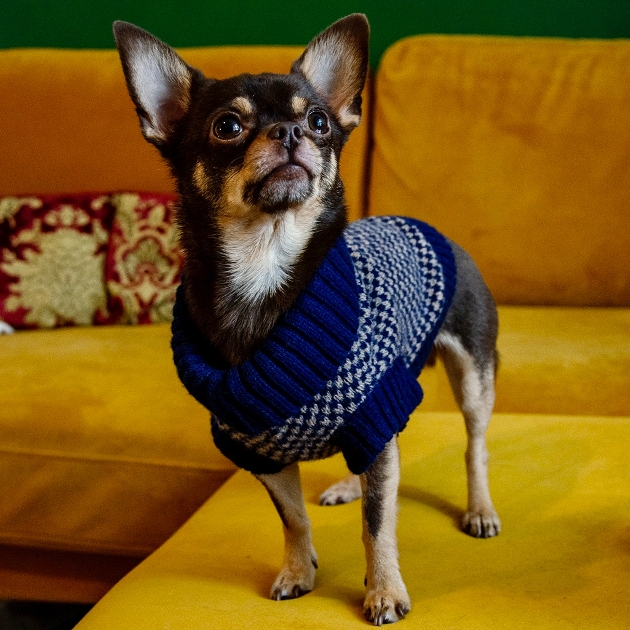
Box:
291, 14, 369, 132
113, 21, 194, 147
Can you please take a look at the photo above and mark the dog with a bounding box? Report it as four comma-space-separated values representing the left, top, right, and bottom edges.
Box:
114, 14, 501, 625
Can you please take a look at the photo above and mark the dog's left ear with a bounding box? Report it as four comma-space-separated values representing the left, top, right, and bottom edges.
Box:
292, 14, 369, 131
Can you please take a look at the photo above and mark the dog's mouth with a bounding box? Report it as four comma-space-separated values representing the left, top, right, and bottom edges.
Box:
265, 163, 309, 184
247, 160, 314, 213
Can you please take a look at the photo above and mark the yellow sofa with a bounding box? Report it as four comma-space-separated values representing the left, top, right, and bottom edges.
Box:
1, 34, 629, 628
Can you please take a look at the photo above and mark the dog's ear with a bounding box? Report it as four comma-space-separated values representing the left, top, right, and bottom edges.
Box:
113, 21, 194, 146
291, 14, 369, 131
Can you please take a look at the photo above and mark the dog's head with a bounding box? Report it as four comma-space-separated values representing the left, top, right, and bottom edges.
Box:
113, 15, 368, 223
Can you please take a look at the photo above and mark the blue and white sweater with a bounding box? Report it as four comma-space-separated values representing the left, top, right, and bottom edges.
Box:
171, 216, 457, 475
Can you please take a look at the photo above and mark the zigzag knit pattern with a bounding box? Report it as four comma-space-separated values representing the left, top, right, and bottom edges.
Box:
171, 216, 457, 475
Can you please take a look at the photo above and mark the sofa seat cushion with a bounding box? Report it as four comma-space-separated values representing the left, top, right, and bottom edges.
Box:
369, 35, 630, 306
421, 306, 630, 416
73, 411, 630, 629
3, 305, 626, 556
0, 324, 235, 556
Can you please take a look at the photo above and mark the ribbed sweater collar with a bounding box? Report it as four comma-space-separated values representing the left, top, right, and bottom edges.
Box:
171, 235, 360, 436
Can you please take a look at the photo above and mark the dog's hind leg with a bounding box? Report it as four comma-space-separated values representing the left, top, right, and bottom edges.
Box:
435, 330, 501, 538
256, 463, 318, 600
361, 437, 411, 625
435, 240, 501, 538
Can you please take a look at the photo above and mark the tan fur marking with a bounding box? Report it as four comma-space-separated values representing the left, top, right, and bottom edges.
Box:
230, 96, 255, 116
291, 95, 308, 117
215, 132, 327, 305
337, 111, 361, 129
193, 161, 211, 196
321, 151, 338, 191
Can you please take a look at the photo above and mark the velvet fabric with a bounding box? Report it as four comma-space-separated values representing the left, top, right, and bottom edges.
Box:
0, 324, 234, 558
73, 412, 630, 629
2, 305, 626, 567
421, 306, 630, 417
369, 36, 630, 306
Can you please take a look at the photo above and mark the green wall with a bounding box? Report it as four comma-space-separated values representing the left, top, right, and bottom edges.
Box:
1, 0, 629, 66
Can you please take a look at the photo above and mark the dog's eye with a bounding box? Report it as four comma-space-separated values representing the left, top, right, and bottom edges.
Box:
307, 111, 329, 135
213, 115, 243, 140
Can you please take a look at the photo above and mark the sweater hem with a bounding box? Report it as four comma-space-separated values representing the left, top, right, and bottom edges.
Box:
337, 357, 424, 474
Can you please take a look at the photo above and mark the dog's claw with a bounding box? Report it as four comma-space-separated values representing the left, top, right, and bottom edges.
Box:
292, 584, 307, 598
271, 583, 311, 601
395, 603, 409, 619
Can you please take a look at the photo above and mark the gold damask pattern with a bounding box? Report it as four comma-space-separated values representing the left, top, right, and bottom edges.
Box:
105, 193, 183, 324
0, 193, 183, 329
0, 196, 112, 328
0, 196, 41, 227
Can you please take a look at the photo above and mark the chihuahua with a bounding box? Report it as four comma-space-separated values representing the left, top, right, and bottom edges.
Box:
114, 14, 500, 625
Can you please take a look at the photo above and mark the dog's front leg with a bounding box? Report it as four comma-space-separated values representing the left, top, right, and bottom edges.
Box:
256, 463, 318, 600
361, 438, 411, 625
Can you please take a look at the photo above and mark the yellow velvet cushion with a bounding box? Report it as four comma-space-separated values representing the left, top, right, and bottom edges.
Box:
73, 412, 630, 629
369, 36, 630, 306
3, 306, 626, 558
0, 47, 369, 221
421, 306, 630, 416
0, 324, 234, 556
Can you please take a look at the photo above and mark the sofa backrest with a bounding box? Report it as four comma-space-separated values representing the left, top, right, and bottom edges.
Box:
0, 47, 369, 222
369, 36, 630, 306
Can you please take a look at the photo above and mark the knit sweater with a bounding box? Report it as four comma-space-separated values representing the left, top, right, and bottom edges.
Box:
171, 216, 457, 475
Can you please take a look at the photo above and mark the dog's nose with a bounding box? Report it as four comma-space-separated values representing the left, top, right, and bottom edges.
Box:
268, 122, 303, 150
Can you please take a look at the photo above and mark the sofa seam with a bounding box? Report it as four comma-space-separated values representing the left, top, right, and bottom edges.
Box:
0, 531, 157, 558
0, 445, 235, 472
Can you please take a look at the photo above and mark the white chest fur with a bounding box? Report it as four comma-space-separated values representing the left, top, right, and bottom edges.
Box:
219, 206, 319, 304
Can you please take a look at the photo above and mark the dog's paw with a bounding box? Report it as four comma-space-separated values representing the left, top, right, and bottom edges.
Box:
462, 509, 501, 538
270, 572, 314, 601
319, 473, 362, 505
363, 586, 411, 626
270, 559, 317, 601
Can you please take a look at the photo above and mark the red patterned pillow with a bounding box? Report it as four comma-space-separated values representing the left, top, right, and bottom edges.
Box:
0, 195, 114, 328
104, 193, 184, 324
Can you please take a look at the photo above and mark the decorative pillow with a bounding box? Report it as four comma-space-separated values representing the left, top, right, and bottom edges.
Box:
0, 195, 114, 328
104, 193, 183, 324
